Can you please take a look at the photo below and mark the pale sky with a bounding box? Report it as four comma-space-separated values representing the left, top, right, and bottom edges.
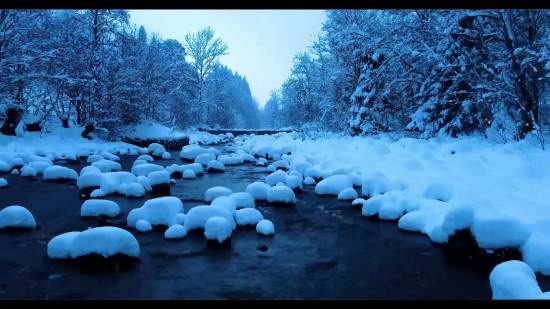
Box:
129, 10, 327, 108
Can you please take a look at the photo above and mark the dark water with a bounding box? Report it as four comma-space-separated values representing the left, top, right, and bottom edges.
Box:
0, 150, 519, 299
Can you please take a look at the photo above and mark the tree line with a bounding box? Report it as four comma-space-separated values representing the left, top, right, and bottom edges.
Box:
0, 9, 261, 138
262, 10, 550, 147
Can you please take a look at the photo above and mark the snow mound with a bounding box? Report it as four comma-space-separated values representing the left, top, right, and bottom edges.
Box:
228, 192, 255, 209
205, 186, 233, 202
266, 186, 296, 204
303, 177, 316, 185
184, 205, 236, 231
256, 219, 275, 235
0, 178, 7, 187
70, 227, 140, 258
204, 217, 232, 243
165, 225, 187, 239
424, 182, 454, 202
47, 231, 80, 259
0, 206, 36, 229
80, 200, 121, 217
235, 208, 264, 226
136, 220, 153, 232
265, 170, 287, 186
489, 260, 544, 299
137, 155, 154, 162
43, 165, 78, 181
171, 213, 186, 226
131, 164, 165, 177
127, 196, 184, 228
20, 166, 37, 177
338, 188, 358, 200
207, 160, 225, 173
183, 169, 196, 179
315, 175, 353, 195
195, 153, 216, 166
245, 182, 271, 200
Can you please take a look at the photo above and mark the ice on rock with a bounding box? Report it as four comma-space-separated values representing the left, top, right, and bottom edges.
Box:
165, 225, 187, 239
47, 232, 80, 259
315, 175, 353, 196
127, 197, 184, 228
256, 219, 275, 235
235, 208, 264, 226
70, 227, 140, 259
266, 186, 296, 204
80, 200, 121, 217
245, 182, 271, 200
0, 206, 36, 229
338, 188, 358, 200
183, 169, 196, 179
205, 186, 233, 203
135, 220, 153, 232
184, 206, 236, 231
204, 217, 232, 243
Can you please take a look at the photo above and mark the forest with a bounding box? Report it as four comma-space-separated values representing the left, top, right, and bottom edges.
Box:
0, 9, 261, 138
262, 10, 550, 146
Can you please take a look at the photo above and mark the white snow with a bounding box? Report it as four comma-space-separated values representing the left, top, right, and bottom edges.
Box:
80, 166, 101, 175
424, 182, 454, 202
70, 227, 140, 258
137, 176, 152, 192
303, 177, 316, 185
184, 205, 236, 231
47, 231, 80, 259
256, 219, 275, 235
10, 169, 19, 175
43, 165, 78, 181
29, 161, 51, 174
183, 169, 196, 179
20, 166, 37, 177
161, 152, 171, 159
87, 154, 104, 163
148, 143, 166, 153
123, 182, 146, 197
80, 200, 120, 217
195, 152, 216, 166
245, 182, 271, 200
207, 160, 225, 172
171, 213, 186, 226
165, 225, 187, 239
90, 189, 105, 198
265, 170, 287, 186
266, 186, 296, 204
97, 159, 121, 171
137, 155, 154, 162
131, 164, 165, 177
338, 188, 358, 200
133, 159, 149, 166
180, 147, 210, 161
91, 161, 110, 173
284, 175, 303, 190
489, 260, 546, 299
205, 186, 233, 202
315, 175, 353, 196
228, 192, 255, 209
127, 197, 184, 227
0, 206, 36, 229
135, 220, 153, 232
98, 172, 138, 195
204, 217, 232, 243
0, 178, 7, 187
147, 170, 170, 186
235, 208, 264, 226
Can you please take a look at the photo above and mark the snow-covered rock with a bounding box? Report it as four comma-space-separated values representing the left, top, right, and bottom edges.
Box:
266, 186, 296, 205
0, 206, 36, 229
228, 192, 255, 209
70, 227, 140, 259
135, 220, 153, 232
256, 219, 275, 236
165, 225, 187, 239
47, 231, 80, 259
235, 208, 264, 226
204, 217, 232, 244
205, 186, 233, 203
338, 188, 358, 200
207, 160, 225, 173
315, 175, 353, 196
184, 205, 236, 231
245, 182, 271, 200
183, 169, 196, 179
127, 196, 184, 228
43, 165, 78, 181
80, 200, 120, 217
